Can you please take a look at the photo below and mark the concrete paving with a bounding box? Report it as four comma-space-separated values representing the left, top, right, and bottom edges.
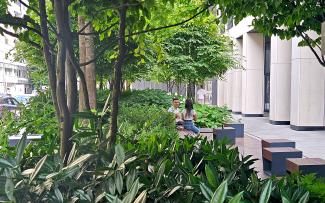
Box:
234, 115, 325, 159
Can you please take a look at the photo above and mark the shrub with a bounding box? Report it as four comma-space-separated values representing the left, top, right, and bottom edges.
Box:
0, 91, 58, 158
120, 89, 174, 108
194, 104, 231, 128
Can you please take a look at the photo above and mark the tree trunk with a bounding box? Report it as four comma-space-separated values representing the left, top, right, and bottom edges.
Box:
78, 16, 87, 112
187, 82, 195, 100
108, 3, 128, 149
66, 54, 77, 114
99, 74, 104, 90
85, 24, 97, 109
54, 0, 73, 160
39, 0, 60, 120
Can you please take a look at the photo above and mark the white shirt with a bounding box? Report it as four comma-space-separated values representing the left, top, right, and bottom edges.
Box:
168, 106, 180, 114
197, 89, 206, 100
182, 109, 196, 121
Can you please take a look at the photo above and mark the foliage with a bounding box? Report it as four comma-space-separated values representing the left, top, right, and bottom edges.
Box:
213, 0, 325, 66
150, 25, 237, 85
195, 104, 231, 128
120, 89, 173, 108
2, 101, 325, 202
0, 91, 58, 158
0, 135, 145, 202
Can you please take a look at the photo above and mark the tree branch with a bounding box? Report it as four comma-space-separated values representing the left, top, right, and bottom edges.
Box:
18, 0, 58, 35
126, 6, 210, 37
0, 26, 41, 49
80, 38, 117, 67
298, 30, 325, 67
78, 22, 118, 36
79, 6, 209, 67
77, 21, 91, 34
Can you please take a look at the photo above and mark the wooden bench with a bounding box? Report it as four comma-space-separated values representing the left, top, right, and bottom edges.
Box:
178, 129, 195, 138
213, 127, 236, 144
261, 139, 295, 148
286, 158, 325, 178
200, 128, 213, 133
263, 147, 302, 176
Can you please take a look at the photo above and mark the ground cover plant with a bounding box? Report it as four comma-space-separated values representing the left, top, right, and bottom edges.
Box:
1, 89, 325, 202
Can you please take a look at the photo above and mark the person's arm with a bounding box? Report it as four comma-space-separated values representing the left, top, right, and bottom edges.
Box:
193, 110, 198, 121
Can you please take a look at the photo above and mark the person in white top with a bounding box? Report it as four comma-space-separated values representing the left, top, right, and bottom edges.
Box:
197, 85, 206, 104
167, 98, 183, 126
181, 99, 200, 134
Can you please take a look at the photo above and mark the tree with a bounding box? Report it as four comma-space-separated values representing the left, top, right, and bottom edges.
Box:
213, 0, 325, 66
151, 25, 236, 97
0, 0, 214, 159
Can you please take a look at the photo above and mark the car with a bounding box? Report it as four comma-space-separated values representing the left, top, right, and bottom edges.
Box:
0, 95, 21, 118
14, 94, 33, 105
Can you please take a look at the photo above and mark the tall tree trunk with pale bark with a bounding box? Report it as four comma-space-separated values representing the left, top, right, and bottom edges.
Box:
85, 24, 97, 109
78, 16, 87, 112
54, 0, 73, 160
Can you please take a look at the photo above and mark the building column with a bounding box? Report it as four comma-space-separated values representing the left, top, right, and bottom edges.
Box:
290, 33, 325, 130
232, 38, 243, 114
241, 33, 265, 116
217, 79, 225, 106
225, 71, 233, 110
269, 36, 292, 124
211, 78, 218, 105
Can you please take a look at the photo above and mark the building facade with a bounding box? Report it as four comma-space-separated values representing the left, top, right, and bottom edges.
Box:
216, 17, 325, 131
0, 1, 31, 95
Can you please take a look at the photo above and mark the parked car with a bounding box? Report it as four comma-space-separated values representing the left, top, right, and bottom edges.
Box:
0, 95, 21, 118
14, 94, 34, 105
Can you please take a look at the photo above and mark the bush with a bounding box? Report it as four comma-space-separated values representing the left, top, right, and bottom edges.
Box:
195, 104, 231, 128
0, 91, 58, 158
120, 89, 174, 108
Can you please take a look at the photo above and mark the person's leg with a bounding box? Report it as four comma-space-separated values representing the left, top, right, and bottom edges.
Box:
190, 124, 200, 134
185, 121, 200, 134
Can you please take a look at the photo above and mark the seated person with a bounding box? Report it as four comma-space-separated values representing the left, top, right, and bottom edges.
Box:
167, 98, 183, 127
181, 99, 200, 134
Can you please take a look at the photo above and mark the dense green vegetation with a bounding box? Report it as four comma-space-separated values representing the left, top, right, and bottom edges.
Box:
1, 89, 325, 202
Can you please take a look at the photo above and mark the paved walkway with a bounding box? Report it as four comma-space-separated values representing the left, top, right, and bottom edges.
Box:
235, 115, 325, 159
232, 115, 325, 178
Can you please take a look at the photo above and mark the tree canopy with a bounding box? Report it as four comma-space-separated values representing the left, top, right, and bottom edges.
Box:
214, 0, 325, 66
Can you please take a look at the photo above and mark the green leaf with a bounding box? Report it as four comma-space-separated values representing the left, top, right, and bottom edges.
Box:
0, 158, 14, 168
154, 160, 167, 187
123, 178, 140, 203
108, 177, 116, 195
64, 154, 92, 169
229, 191, 244, 203
200, 183, 213, 201
16, 134, 27, 164
298, 192, 309, 203
259, 180, 272, 203
54, 188, 64, 203
134, 190, 147, 203
5, 178, 14, 201
210, 180, 228, 203
95, 192, 106, 203
281, 195, 291, 203
205, 164, 217, 188
115, 171, 123, 194
126, 169, 136, 191
115, 144, 125, 166
30, 155, 48, 183
167, 185, 182, 197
